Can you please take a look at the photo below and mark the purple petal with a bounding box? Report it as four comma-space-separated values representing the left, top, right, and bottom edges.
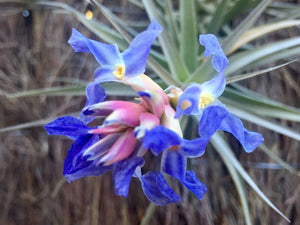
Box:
180, 138, 209, 158
80, 81, 106, 124
198, 106, 229, 138
201, 72, 226, 98
181, 171, 207, 200
175, 83, 202, 118
219, 112, 264, 153
68, 28, 123, 66
122, 20, 162, 77
143, 125, 181, 156
113, 157, 144, 197
140, 171, 181, 205
63, 134, 112, 182
161, 150, 186, 181
44, 116, 91, 140
199, 34, 229, 72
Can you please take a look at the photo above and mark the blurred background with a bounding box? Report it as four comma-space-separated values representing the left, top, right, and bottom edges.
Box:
0, 0, 299, 224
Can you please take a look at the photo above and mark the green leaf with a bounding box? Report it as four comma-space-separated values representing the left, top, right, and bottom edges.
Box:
229, 20, 300, 54
221, 86, 300, 122
206, 0, 230, 34
225, 37, 300, 76
35, 1, 128, 50
226, 60, 297, 84
222, 0, 273, 54
179, 0, 198, 72
211, 134, 252, 225
211, 133, 290, 223
142, 0, 190, 82
5, 83, 137, 98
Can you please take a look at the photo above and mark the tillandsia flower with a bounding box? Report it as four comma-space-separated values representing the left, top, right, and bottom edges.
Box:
68, 20, 162, 86
44, 73, 176, 200
173, 34, 264, 153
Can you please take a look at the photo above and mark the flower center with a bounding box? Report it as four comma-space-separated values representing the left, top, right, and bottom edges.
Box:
113, 65, 125, 80
199, 93, 214, 108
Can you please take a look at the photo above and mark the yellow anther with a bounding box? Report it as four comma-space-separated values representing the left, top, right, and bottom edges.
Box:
113, 65, 125, 80
199, 93, 214, 109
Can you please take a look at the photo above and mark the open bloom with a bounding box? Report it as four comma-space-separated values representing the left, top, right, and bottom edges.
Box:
44, 73, 175, 200
68, 20, 162, 84
173, 34, 264, 152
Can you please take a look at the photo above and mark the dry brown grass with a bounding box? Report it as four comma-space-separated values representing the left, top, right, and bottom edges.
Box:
0, 1, 299, 225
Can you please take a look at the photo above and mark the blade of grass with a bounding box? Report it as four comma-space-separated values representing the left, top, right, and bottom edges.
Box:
259, 144, 300, 176
142, 0, 190, 82
179, 0, 198, 72
5, 83, 137, 98
226, 60, 297, 84
211, 134, 252, 225
225, 37, 300, 76
229, 20, 300, 54
206, 0, 230, 34
221, 87, 300, 122
222, 0, 272, 54
211, 133, 290, 223
35, 1, 128, 50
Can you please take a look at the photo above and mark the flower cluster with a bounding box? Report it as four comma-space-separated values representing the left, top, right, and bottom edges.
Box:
44, 20, 264, 205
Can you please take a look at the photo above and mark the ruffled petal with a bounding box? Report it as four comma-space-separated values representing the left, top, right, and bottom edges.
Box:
140, 171, 181, 205
175, 83, 202, 118
181, 171, 207, 200
199, 34, 229, 72
44, 116, 91, 140
219, 112, 264, 153
80, 81, 106, 124
161, 150, 186, 181
68, 28, 123, 66
200, 72, 226, 98
122, 20, 162, 77
63, 134, 113, 182
198, 105, 229, 138
113, 157, 144, 197
180, 138, 209, 158
142, 125, 181, 156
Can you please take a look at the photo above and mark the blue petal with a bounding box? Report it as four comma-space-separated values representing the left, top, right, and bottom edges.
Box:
63, 134, 99, 175
201, 72, 226, 98
161, 150, 186, 180
63, 134, 112, 182
68, 28, 123, 66
80, 82, 106, 124
94, 65, 119, 83
140, 171, 181, 205
44, 116, 91, 140
143, 125, 181, 156
181, 171, 207, 200
175, 83, 201, 118
180, 138, 209, 158
122, 20, 162, 77
198, 106, 229, 138
64, 162, 112, 182
113, 157, 144, 197
199, 34, 229, 72
219, 112, 264, 152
